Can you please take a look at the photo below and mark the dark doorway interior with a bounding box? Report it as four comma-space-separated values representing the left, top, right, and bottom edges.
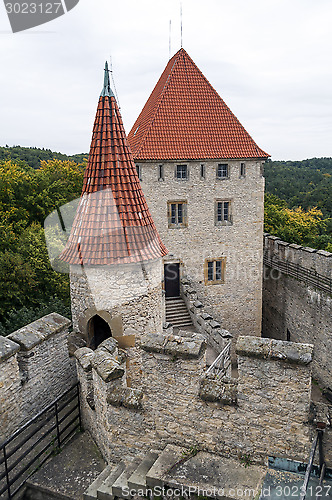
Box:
88, 315, 112, 349
164, 263, 180, 297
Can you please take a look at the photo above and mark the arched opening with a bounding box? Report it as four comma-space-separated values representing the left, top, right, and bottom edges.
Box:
88, 315, 112, 349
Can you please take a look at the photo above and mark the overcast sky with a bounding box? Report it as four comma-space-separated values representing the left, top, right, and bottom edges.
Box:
0, 0, 331, 161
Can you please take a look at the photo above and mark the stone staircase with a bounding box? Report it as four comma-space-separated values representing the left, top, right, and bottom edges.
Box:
165, 297, 192, 328
83, 444, 267, 500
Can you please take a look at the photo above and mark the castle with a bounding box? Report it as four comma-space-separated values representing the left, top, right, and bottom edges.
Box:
0, 49, 331, 499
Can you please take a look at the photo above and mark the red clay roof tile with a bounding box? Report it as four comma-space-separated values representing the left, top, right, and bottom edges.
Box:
128, 48, 269, 160
60, 65, 167, 266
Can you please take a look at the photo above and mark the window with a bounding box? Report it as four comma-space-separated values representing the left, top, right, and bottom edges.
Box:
215, 200, 232, 225
204, 258, 226, 285
168, 201, 187, 227
200, 164, 205, 179
176, 164, 188, 180
240, 163, 246, 177
217, 163, 229, 179
136, 164, 142, 180
159, 164, 164, 181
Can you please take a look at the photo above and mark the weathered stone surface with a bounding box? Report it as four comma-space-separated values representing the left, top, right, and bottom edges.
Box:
140, 333, 206, 359
107, 387, 143, 410
8, 313, 71, 351
0, 314, 76, 442
0, 336, 20, 361
91, 350, 124, 382
199, 376, 238, 405
236, 336, 313, 365
74, 347, 94, 372
263, 234, 332, 389
98, 337, 118, 355
68, 331, 87, 356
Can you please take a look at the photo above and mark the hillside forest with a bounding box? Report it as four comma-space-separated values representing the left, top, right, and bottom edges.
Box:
0, 146, 331, 335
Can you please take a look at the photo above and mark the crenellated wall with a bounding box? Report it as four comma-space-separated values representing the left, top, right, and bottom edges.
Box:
75, 333, 331, 468
0, 313, 76, 442
262, 234, 332, 389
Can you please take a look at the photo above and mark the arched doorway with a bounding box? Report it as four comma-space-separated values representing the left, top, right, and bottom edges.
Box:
88, 315, 112, 349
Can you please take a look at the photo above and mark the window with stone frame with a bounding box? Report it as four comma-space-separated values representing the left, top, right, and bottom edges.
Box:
215, 200, 232, 225
176, 164, 188, 180
204, 258, 226, 285
216, 163, 229, 179
240, 163, 246, 177
168, 201, 187, 228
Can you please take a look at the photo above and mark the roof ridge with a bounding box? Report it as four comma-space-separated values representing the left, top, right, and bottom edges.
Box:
133, 50, 182, 159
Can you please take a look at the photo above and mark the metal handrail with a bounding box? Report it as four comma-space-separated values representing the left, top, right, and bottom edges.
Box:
263, 255, 332, 295
206, 342, 231, 379
0, 382, 81, 499
299, 428, 326, 500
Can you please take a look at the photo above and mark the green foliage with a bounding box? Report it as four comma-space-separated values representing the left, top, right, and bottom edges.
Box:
264, 158, 332, 251
0, 145, 87, 170
0, 156, 84, 333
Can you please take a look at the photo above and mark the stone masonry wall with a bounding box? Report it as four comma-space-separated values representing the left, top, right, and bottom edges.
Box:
138, 159, 265, 341
262, 234, 332, 389
0, 313, 76, 442
76, 334, 326, 468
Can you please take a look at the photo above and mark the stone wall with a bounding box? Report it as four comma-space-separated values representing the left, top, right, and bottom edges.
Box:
138, 159, 265, 340
181, 276, 232, 354
76, 333, 330, 468
262, 234, 332, 389
0, 313, 76, 442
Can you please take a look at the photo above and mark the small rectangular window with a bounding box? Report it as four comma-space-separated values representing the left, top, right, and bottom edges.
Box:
204, 258, 226, 285
240, 163, 246, 177
200, 164, 205, 179
176, 165, 188, 180
168, 201, 187, 227
136, 164, 142, 180
216, 200, 232, 225
217, 163, 229, 179
159, 164, 164, 181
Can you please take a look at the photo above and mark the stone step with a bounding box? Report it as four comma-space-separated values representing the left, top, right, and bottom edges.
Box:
146, 444, 267, 500
127, 450, 159, 495
166, 311, 191, 320
96, 462, 126, 500
167, 321, 193, 327
83, 465, 114, 500
110, 457, 142, 499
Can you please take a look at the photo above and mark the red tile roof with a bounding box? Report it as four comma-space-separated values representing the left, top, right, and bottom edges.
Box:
128, 48, 269, 160
60, 64, 168, 266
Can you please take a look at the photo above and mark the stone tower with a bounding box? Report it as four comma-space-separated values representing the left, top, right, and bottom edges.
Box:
60, 63, 168, 376
127, 48, 269, 339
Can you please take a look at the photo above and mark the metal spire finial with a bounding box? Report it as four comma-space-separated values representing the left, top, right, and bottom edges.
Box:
100, 61, 114, 98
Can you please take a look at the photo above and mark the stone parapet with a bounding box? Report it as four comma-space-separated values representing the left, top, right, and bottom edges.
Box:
0, 313, 75, 443
0, 335, 20, 361
140, 332, 206, 359
236, 336, 313, 365
8, 313, 71, 350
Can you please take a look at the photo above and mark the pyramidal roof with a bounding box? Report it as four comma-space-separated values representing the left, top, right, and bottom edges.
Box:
127, 48, 269, 161
60, 63, 167, 266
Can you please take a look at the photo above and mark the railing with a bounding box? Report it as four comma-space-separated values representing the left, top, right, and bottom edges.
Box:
0, 383, 81, 500
206, 342, 231, 379
263, 255, 332, 295
299, 426, 326, 500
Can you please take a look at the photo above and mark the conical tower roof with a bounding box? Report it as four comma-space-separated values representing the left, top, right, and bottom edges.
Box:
60, 63, 168, 266
128, 48, 269, 161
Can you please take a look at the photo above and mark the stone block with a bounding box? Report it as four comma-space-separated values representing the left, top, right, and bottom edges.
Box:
74, 347, 94, 372
91, 350, 124, 382
199, 376, 237, 405
8, 313, 71, 351
0, 336, 20, 361
141, 332, 206, 359
107, 386, 143, 410
98, 337, 118, 355
236, 336, 313, 365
